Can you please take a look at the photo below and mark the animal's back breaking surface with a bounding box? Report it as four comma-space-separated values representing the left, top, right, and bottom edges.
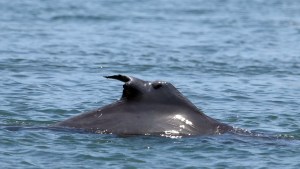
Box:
55, 75, 233, 136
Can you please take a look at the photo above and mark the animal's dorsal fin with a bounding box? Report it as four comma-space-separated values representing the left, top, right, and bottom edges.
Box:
105, 75, 131, 82
105, 75, 142, 100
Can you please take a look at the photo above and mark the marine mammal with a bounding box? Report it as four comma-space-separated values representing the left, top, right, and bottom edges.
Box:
55, 75, 233, 137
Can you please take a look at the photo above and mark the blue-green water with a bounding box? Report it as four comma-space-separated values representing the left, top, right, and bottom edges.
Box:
1, 0, 300, 168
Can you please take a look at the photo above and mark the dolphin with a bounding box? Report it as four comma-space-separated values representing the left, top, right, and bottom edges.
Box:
55, 75, 233, 137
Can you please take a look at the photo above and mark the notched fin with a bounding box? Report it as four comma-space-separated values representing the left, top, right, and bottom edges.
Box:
105, 75, 139, 100
105, 74, 142, 100
105, 75, 131, 83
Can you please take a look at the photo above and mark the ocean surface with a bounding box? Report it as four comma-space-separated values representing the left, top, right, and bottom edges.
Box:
1, 0, 300, 168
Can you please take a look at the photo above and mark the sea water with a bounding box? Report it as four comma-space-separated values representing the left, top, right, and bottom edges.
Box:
0, 0, 299, 168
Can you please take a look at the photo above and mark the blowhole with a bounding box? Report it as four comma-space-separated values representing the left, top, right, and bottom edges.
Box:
152, 83, 163, 89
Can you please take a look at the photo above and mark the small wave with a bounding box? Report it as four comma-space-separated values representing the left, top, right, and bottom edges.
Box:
50, 15, 122, 22
275, 129, 300, 140
230, 127, 299, 140
181, 8, 214, 15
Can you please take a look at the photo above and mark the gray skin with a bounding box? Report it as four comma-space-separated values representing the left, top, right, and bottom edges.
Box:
55, 75, 233, 136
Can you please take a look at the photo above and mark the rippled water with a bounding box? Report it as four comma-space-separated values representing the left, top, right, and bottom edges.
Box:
1, 0, 300, 168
